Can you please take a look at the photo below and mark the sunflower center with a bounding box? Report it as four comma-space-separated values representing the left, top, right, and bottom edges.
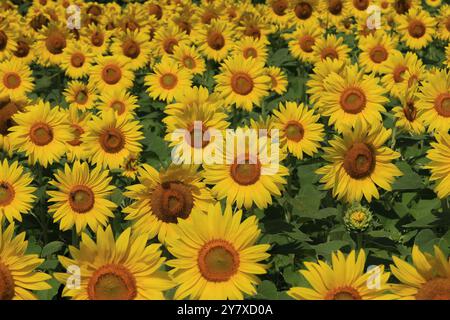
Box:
243, 47, 258, 59
91, 32, 104, 47
0, 182, 14, 207
404, 101, 417, 121
369, 45, 388, 63
30, 14, 49, 32
148, 4, 163, 19
45, 31, 66, 54
87, 4, 101, 16
88, 264, 137, 300
340, 88, 366, 114
294, 2, 313, 20
299, 35, 315, 53
230, 155, 261, 186
416, 278, 450, 300
207, 31, 225, 51
446, 18, 450, 32
285, 120, 304, 142
328, 0, 343, 15
434, 93, 450, 117
186, 123, 210, 148
69, 185, 95, 214
160, 73, 178, 90
150, 181, 194, 223
231, 73, 254, 95
0, 31, 7, 50
122, 40, 140, 59
68, 124, 83, 147
102, 65, 122, 85
244, 25, 261, 39
0, 99, 20, 135
321, 47, 339, 60
408, 20, 426, 38
29, 122, 53, 146
353, 0, 369, 10
0, 262, 14, 300
183, 56, 196, 69
70, 53, 85, 68
272, 0, 288, 16
343, 143, 375, 179
394, 0, 411, 14
75, 89, 88, 104
325, 286, 362, 300
198, 240, 239, 282
3, 73, 21, 89
100, 128, 125, 153
111, 101, 126, 115
163, 38, 178, 54
14, 40, 30, 58
393, 65, 408, 83
270, 75, 278, 88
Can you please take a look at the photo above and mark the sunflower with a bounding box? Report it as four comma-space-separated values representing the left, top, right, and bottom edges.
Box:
0, 97, 28, 154
163, 85, 222, 114
80, 24, 112, 56
272, 102, 324, 159
424, 0, 441, 7
311, 34, 350, 64
285, 19, 323, 63
120, 153, 141, 180
0, 60, 34, 101
232, 36, 267, 63
266, 0, 291, 27
54, 226, 175, 300
390, 0, 421, 15
152, 23, 190, 57
320, 0, 351, 27
436, 5, 450, 42
0, 222, 51, 300
392, 82, 425, 136
395, 8, 436, 50
83, 110, 144, 169
10, 31, 35, 65
288, 0, 320, 26
144, 57, 193, 102
349, 0, 377, 19
319, 64, 388, 133
35, 23, 70, 66
97, 89, 138, 117
8, 101, 73, 167
166, 202, 270, 300
288, 250, 395, 300
214, 55, 270, 111
317, 122, 402, 203
416, 69, 450, 133
0, 21, 17, 62
110, 29, 152, 71
425, 133, 450, 199
60, 41, 94, 79
65, 106, 92, 163
171, 44, 206, 76
89, 56, 134, 92
358, 33, 398, 74
123, 164, 214, 244
266, 66, 288, 95
196, 20, 235, 62
235, 12, 272, 41
390, 245, 450, 300
0, 159, 36, 223
63, 81, 97, 112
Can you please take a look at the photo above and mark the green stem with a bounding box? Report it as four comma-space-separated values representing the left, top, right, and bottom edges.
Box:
356, 233, 363, 250
442, 198, 450, 215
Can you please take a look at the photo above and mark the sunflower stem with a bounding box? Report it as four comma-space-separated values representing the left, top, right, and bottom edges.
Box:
442, 197, 450, 215
71, 228, 78, 246
356, 233, 363, 250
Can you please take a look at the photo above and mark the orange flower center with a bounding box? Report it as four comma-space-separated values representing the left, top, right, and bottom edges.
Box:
340, 87, 366, 114
14, 40, 30, 58
393, 65, 408, 83
102, 64, 122, 85
182, 56, 196, 69
243, 47, 258, 59
150, 181, 194, 223
244, 25, 261, 39
320, 47, 339, 60
230, 154, 261, 186
403, 101, 417, 122
394, 0, 411, 14
99, 128, 125, 153
29, 122, 53, 146
75, 89, 88, 104
299, 35, 315, 53
160, 73, 178, 90
369, 45, 388, 63
111, 100, 126, 115
91, 32, 104, 47
353, 0, 369, 10
186, 122, 210, 148
231, 72, 254, 95
69, 185, 95, 213
328, 0, 343, 15
285, 120, 305, 142
3, 72, 21, 89
325, 286, 362, 300
207, 31, 225, 51
272, 0, 288, 16
0, 262, 15, 300
294, 2, 313, 20
343, 143, 375, 179
0, 182, 14, 206
198, 240, 239, 282
122, 40, 140, 59
148, 4, 163, 20
416, 278, 450, 300
88, 264, 137, 300
434, 93, 450, 117
408, 20, 426, 38
68, 124, 83, 147
70, 52, 85, 68
163, 38, 178, 54
45, 31, 66, 54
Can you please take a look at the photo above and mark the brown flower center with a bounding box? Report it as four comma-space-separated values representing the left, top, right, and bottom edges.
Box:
393, 65, 408, 83
69, 185, 95, 213
70, 52, 85, 68
325, 286, 362, 300
320, 47, 339, 60
75, 89, 88, 104
148, 4, 163, 20
0, 182, 14, 207
299, 35, 315, 53
186, 123, 210, 148
111, 101, 126, 115
343, 143, 375, 179
340, 87, 366, 114
285, 120, 304, 142
13, 40, 30, 58
230, 155, 261, 185
328, 0, 343, 15
91, 32, 104, 47
270, 75, 278, 88
243, 47, 258, 58
0, 31, 7, 50
30, 14, 49, 32
434, 93, 450, 117
198, 240, 239, 282
182, 56, 196, 69
30, 122, 53, 146
369, 45, 388, 63
0, 98, 21, 135
394, 0, 411, 14
416, 278, 450, 300
408, 20, 426, 38
99, 128, 125, 153
231, 73, 254, 95
353, 0, 369, 10
272, 0, 288, 16
160, 73, 178, 90
294, 2, 313, 20
446, 18, 450, 32
45, 31, 66, 55
0, 262, 15, 300
404, 101, 417, 122
150, 181, 194, 223
3, 73, 21, 89
122, 40, 140, 59
202, 11, 218, 25
102, 64, 122, 85
244, 25, 261, 39
68, 124, 83, 147
207, 31, 225, 51
87, 4, 102, 16
88, 264, 137, 300
163, 38, 178, 54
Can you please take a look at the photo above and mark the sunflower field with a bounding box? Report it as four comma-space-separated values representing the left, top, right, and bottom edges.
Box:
0, 0, 449, 302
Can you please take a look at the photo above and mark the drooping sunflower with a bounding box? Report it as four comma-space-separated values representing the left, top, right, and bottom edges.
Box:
47, 161, 116, 234
63, 81, 97, 112
54, 226, 175, 300
0, 60, 34, 101
316, 122, 402, 203
171, 44, 206, 76
152, 23, 190, 57
97, 89, 138, 117
425, 133, 450, 199
311, 34, 350, 64
319, 64, 388, 133
285, 19, 323, 63
110, 29, 152, 71
89, 56, 134, 92
214, 55, 271, 111
166, 202, 271, 300
144, 57, 193, 102
196, 20, 235, 62
8, 100, 73, 167
0, 159, 36, 223
60, 41, 94, 79
65, 106, 92, 163
0, 223, 51, 300
288, 250, 395, 300
390, 245, 450, 300
416, 69, 450, 133
35, 23, 70, 66
358, 33, 398, 74
0, 20, 17, 62
83, 110, 144, 169
395, 8, 436, 50
272, 102, 324, 159
266, 66, 288, 95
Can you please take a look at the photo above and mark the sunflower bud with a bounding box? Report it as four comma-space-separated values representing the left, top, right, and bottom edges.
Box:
344, 204, 373, 232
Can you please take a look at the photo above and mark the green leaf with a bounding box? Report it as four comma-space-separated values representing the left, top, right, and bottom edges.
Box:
41, 241, 65, 257
392, 162, 423, 190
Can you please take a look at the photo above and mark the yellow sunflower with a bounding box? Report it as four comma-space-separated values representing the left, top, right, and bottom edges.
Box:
35, 23, 70, 66
54, 226, 175, 300
312, 34, 350, 64
60, 41, 94, 79
9, 100, 73, 167
196, 19, 235, 62
266, 66, 288, 95
10, 31, 35, 65
395, 8, 436, 50
358, 33, 399, 74
152, 23, 190, 57
424, 0, 441, 8
166, 202, 271, 300
320, 0, 351, 27
80, 24, 113, 56
63, 81, 97, 112
0, 222, 51, 300
232, 36, 268, 63
425, 133, 450, 199
110, 29, 152, 71
316, 122, 402, 203
65, 106, 92, 163
288, 250, 395, 300
390, 245, 450, 300
0, 21, 17, 62
89, 56, 134, 92
272, 102, 324, 159
171, 44, 206, 75
0, 60, 34, 101
285, 19, 323, 63
349, 0, 377, 19
436, 5, 450, 42
266, 0, 291, 27
0, 97, 28, 154
214, 55, 270, 111
83, 110, 144, 169
288, 0, 320, 26
97, 89, 138, 117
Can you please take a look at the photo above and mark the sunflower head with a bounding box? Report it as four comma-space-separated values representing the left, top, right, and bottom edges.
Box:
344, 203, 373, 232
